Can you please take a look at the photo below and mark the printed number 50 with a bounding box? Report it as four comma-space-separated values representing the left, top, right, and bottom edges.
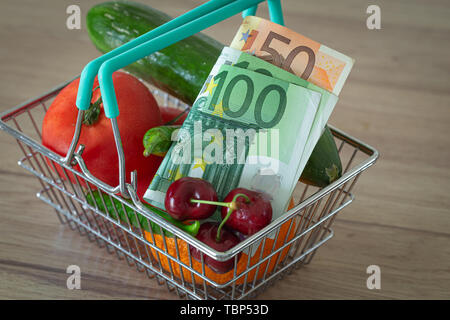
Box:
260, 31, 316, 80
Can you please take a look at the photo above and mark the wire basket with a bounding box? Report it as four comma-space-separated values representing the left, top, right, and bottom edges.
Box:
0, 78, 378, 300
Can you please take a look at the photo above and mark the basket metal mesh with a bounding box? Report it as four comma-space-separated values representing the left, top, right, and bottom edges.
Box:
0, 80, 378, 300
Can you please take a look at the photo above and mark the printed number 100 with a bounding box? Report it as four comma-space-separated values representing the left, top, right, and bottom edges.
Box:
209, 68, 287, 128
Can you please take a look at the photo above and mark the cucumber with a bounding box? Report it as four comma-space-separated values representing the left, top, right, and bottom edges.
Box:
86, 1, 342, 188
86, 1, 224, 105
299, 126, 342, 187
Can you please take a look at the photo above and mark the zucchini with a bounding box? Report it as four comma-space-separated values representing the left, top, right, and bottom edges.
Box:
86, 1, 224, 105
300, 126, 342, 187
86, 1, 342, 188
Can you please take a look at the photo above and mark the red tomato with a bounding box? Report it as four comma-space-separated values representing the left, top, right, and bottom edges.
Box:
42, 72, 163, 200
159, 106, 188, 125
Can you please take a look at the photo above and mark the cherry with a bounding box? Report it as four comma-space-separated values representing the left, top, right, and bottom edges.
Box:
185, 186, 273, 239
220, 188, 272, 236
190, 222, 241, 273
164, 177, 218, 221
165, 178, 272, 238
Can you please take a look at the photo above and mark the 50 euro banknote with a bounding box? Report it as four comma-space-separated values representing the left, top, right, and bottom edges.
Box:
144, 63, 321, 220
230, 16, 354, 96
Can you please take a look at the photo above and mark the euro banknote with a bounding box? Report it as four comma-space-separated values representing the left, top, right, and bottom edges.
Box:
144, 63, 321, 219
210, 47, 339, 206
230, 16, 354, 96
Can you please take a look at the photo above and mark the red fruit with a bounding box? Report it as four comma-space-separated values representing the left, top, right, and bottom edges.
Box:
190, 222, 241, 274
221, 188, 272, 236
41, 72, 163, 200
164, 177, 218, 221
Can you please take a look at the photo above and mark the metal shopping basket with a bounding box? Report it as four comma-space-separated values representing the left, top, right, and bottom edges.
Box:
0, 79, 378, 299
0, 0, 378, 299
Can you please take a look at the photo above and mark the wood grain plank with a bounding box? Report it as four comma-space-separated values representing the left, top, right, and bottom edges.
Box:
0, 0, 449, 300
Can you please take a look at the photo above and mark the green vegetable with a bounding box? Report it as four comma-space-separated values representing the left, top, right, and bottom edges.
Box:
85, 190, 200, 237
143, 125, 179, 157
86, 1, 223, 105
299, 126, 343, 187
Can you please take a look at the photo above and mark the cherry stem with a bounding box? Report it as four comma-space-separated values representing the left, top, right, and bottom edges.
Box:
189, 199, 235, 208
190, 193, 250, 242
163, 108, 189, 126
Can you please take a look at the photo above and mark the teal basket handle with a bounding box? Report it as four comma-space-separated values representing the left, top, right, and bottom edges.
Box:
76, 0, 284, 118
243, 0, 284, 25
76, 0, 234, 112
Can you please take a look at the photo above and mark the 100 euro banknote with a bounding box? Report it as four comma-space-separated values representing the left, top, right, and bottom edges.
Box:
144, 63, 321, 219
210, 47, 339, 208
230, 16, 354, 96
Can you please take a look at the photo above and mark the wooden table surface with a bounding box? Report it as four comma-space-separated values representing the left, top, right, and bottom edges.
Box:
0, 0, 449, 300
